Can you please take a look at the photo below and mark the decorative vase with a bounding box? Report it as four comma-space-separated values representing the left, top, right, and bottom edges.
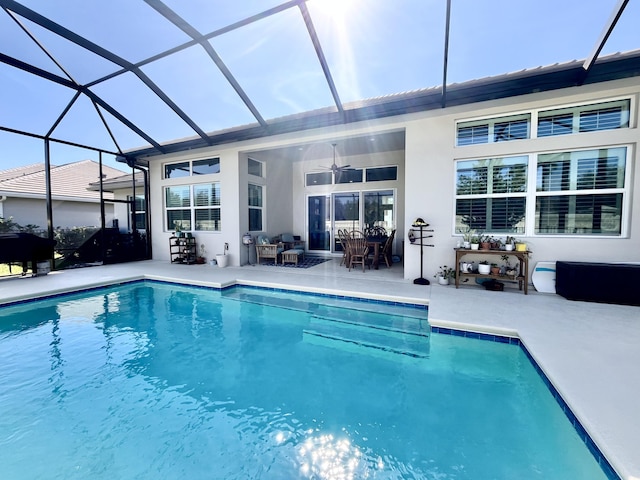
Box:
438, 276, 449, 285
470, 243, 479, 250
478, 264, 491, 275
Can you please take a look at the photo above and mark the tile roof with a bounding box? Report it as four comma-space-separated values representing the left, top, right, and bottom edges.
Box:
0, 160, 128, 200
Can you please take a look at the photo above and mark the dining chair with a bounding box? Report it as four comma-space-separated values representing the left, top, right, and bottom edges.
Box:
347, 230, 370, 272
337, 229, 349, 266
378, 229, 396, 268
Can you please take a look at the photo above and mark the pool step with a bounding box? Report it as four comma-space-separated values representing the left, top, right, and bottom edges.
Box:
303, 315, 430, 359
221, 288, 428, 325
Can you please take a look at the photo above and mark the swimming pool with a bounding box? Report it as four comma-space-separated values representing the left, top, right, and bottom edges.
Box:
0, 281, 616, 479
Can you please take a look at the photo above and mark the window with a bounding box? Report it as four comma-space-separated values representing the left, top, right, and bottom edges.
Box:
164, 161, 190, 179
193, 158, 220, 175
336, 168, 363, 184
128, 195, 146, 230
535, 147, 626, 235
455, 156, 528, 233
457, 114, 530, 146
248, 184, 263, 231
366, 166, 397, 182
164, 158, 220, 178
538, 99, 630, 137
248, 158, 263, 177
306, 166, 397, 185
165, 183, 221, 232
364, 190, 394, 232
306, 172, 332, 186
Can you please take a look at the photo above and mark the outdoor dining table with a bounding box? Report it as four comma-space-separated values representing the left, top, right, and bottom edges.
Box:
367, 236, 387, 270
341, 235, 386, 270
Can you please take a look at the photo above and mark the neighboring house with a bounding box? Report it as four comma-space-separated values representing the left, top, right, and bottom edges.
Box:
0, 160, 128, 231
88, 172, 147, 232
123, 51, 640, 283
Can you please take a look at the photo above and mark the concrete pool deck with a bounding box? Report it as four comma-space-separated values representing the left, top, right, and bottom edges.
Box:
1, 259, 638, 480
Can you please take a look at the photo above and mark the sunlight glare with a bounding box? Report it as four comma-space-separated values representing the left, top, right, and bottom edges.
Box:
308, 0, 357, 18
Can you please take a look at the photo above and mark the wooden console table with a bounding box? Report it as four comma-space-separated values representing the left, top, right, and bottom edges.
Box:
454, 248, 531, 294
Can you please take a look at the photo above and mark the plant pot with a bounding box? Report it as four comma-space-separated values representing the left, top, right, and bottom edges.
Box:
470, 243, 479, 250
504, 244, 513, 251
462, 241, 470, 249
216, 254, 229, 268
515, 242, 527, 252
491, 266, 500, 275
478, 264, 491, 275
437, 276, 449, 285
480, 242, 491, 250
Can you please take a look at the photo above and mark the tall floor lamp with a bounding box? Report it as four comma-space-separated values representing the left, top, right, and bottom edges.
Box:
410, 218, 434, 285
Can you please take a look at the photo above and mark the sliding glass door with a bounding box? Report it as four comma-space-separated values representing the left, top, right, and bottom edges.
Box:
308, 195, 330, 251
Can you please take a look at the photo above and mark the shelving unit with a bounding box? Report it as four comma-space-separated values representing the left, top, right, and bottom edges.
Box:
454, 248, 530, 294
170, 236, 196, 264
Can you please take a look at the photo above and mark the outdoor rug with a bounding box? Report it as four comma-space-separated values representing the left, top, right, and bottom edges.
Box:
258, 257, 331, 269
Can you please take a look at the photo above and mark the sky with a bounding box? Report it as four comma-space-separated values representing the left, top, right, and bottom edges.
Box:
1, 0, 639, 172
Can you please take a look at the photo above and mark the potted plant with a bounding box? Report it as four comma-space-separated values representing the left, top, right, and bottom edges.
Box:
434, 265, 456, 285
478, 260, 491, 275
470, 235, 480, 250
490, 263, 500, 275
462, 228, 475, 249
515, 239, 527, 252
173, 222, 183, 238
480, 235, 491, 251
505, 236, 516, 251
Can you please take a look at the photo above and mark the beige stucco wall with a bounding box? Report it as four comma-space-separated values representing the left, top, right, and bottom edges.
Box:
1, 196, 114, 230
403, 78, 639, 284
145, 76, 640, 280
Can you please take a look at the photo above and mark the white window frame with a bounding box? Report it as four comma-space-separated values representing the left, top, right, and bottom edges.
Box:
536, 99, 631, 138
164, 182, 221, 233
163, 157, 220, 179
454, 156, 529, 235
453, 145, 631, 238
248, 157, 264, 178
456, 113, 531, 146
248, 183, 264, 232
531, 146, 630, 237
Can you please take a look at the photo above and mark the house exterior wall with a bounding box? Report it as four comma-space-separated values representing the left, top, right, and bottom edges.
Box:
145, 76, 639, 279
1, 196, 114, 230
150, 146, 241, 264
403, 77, 639, 283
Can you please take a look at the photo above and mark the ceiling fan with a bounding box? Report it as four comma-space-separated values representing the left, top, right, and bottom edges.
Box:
318, 143, 352, 176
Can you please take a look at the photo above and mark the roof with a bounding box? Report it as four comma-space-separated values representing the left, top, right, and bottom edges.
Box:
0, 163, 49, 182
1, 0, 638, 165
87, 172, 145, 193
0, 159, 128, 200
126, 49, 640, 162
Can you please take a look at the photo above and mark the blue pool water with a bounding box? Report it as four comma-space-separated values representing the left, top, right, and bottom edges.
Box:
0, 281, 614, 479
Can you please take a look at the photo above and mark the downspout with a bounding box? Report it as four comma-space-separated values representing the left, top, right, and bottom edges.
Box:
0, 195, 6, 219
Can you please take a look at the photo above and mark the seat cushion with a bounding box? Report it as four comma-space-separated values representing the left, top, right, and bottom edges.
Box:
281, 233, 295, 243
